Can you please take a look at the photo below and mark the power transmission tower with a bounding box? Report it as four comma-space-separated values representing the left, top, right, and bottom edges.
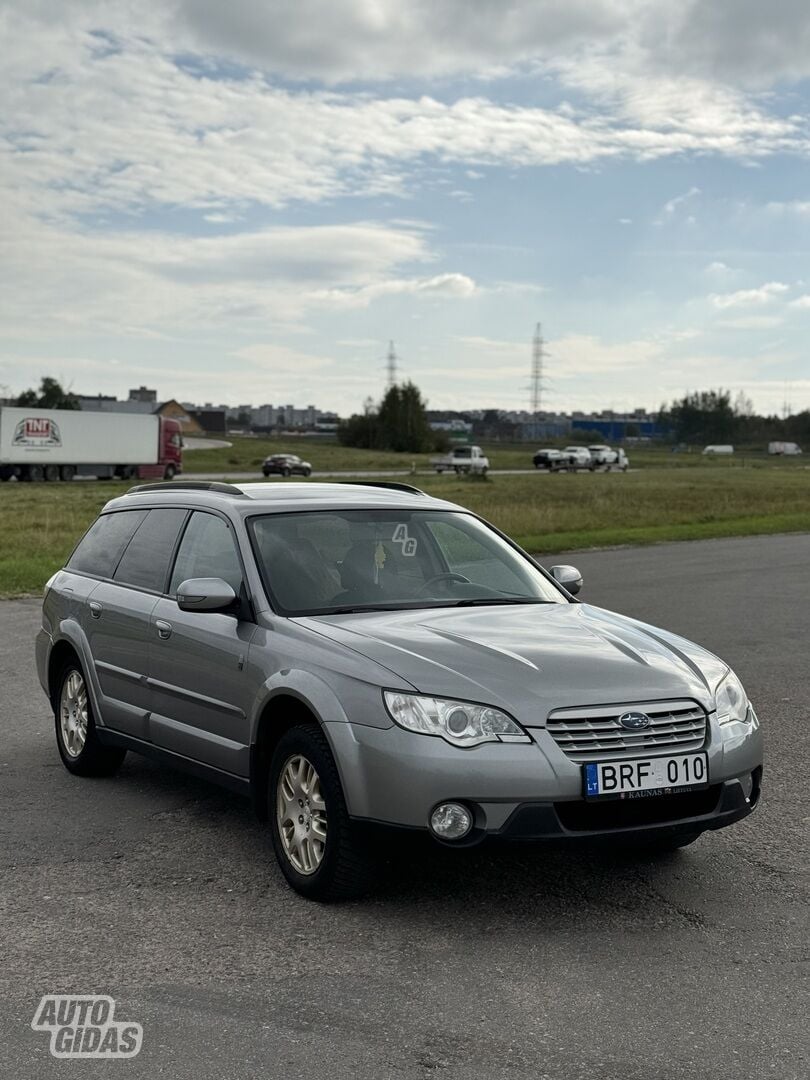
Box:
529, 323, 548, 414
386, 340, 399, 389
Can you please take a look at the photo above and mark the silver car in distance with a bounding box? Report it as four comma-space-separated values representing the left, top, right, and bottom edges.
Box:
36, 481, 763, 900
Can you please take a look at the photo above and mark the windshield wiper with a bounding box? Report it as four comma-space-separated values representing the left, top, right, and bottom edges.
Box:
451, 597, 553, 607
324, 604, 409, 614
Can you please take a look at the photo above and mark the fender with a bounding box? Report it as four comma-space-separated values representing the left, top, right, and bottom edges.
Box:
49, 618, 106, 723
250, 668, 352, 743
249, 669, 366, 818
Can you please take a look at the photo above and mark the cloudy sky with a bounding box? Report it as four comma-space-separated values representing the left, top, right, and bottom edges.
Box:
2, 0, 810, 416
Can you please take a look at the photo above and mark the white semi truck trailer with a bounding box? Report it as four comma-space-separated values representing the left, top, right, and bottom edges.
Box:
0, 407, 183, 482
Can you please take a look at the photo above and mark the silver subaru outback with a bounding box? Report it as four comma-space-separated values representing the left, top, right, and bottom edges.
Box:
36, 481, 763, 900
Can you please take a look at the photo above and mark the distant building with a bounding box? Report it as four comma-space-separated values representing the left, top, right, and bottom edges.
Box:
77, 393, 205, 435
129, 386, 158, 403
189, 408, 227, 435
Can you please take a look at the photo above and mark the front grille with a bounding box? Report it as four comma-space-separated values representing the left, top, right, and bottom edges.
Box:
545, 699, 707, 763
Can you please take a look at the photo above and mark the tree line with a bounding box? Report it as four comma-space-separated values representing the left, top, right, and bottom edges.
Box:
659, 390, 809, 446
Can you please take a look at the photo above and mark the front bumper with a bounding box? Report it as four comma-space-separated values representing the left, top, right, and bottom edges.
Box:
325, 713, 763, 841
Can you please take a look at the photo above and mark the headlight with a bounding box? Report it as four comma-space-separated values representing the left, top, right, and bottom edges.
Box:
714, 669, 750, 724
383, 691, 529, 748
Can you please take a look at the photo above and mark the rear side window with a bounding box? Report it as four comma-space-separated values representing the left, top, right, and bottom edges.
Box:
113, 509, 188, 592
67, 511, 148, 578
169, 512, 243, 594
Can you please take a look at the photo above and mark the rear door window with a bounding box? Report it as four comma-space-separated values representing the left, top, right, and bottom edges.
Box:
113, 509, 188, 592
67, 510, 148, 579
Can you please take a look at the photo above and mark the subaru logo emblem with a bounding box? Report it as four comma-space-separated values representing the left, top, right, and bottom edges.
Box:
618, 711, 651, 731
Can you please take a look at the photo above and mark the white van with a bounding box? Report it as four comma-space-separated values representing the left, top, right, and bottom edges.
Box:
768, 441, 802, 456
702, 445, 734, 455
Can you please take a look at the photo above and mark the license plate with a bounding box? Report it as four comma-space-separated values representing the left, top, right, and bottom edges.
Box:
583, 752, 709, 800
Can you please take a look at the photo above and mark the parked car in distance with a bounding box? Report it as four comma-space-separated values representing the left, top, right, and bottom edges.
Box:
37, 479, 763, 901
532, 448, 566, 471
561, 446, 594, 469
262, 453, 312, 478
768, 441, 802, 456
702, 445, 734, 456
430, 445, 490, 474
589, 445, 630, 471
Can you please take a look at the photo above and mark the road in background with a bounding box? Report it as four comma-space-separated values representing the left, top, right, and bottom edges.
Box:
0, 534, 807, 1079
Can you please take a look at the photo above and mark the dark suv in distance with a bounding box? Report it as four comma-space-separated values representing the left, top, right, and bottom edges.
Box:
262, 453, 312, 478
36, 480, 763, 901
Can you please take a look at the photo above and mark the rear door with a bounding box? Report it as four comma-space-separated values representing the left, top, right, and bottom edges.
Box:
148, 511, 257, 777
88, 505, 189, 734
67, 509, 149, 733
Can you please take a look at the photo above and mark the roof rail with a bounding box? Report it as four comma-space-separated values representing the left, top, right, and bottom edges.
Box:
339, 480, 426, 496
126, 481, 248, 497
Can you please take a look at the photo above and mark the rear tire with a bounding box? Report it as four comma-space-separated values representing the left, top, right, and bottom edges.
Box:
268, 723, 374, 901
44, 464, 60, 482
25, 465, 45, 482
53, 660, 126, 777
59, 464, 76, 482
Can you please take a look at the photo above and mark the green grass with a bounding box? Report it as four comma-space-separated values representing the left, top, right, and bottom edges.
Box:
2, 466, 809, 596
182, 435, 808, 475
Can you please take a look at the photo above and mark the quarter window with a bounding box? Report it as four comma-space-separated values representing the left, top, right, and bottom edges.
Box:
113, 509, 188, 592
67, 510, 148, 579
169, 512, 243, 595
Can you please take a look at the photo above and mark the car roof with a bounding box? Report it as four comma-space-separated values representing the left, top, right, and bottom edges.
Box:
103, 481, 464, 517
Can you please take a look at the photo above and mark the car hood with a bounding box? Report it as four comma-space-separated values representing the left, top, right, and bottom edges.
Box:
301, 603, 727, 724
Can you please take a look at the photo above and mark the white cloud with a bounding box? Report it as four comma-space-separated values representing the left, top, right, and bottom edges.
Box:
0, 217, 459, 336
766, 200, 810, 217
789, 294, 810, 309
660, 186, 701, 218
709, 282, 790, 309
4, 4, 810, 240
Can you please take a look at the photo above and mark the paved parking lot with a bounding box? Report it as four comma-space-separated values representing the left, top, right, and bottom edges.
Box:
0, 534, 807, 1079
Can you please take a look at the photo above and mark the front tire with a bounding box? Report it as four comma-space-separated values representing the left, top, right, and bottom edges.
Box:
163, 464, 177, 481
268, 724, 374, 901
54, 661, 126, 776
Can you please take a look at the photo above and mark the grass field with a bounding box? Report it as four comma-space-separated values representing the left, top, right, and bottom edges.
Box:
181, 436, 808, 475
2, 465, 809, 596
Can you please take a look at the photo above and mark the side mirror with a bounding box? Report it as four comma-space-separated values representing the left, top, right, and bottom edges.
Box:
176, 577, 237, 613
550, 564, 583, 596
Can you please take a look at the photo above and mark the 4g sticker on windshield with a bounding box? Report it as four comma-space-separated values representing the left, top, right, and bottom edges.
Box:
392, 523, 417, 556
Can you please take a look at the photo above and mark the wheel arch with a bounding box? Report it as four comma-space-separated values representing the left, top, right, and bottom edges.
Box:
249, 680, 350, 820
46, 623, 102, 718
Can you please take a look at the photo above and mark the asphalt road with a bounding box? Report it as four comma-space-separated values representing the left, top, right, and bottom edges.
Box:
0, 534, 807, 1079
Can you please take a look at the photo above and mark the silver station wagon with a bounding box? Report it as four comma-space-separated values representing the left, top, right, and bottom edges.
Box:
36, 481, 763, 900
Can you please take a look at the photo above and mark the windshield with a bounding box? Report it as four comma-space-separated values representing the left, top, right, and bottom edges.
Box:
249, 509, 567, 615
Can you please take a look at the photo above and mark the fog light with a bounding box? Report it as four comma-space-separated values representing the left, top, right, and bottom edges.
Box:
429, 802, 473, 841
740, 772, 754, 802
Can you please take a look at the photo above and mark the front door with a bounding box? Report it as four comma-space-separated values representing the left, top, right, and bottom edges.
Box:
147, 511, 257, 777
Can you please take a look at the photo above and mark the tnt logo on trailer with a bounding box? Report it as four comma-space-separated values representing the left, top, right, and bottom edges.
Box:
31, 995, 143, 1059
12, 417, 62, 447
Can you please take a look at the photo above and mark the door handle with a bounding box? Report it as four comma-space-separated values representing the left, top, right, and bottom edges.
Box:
155, 620, 173, 640
89, 601, 102, 619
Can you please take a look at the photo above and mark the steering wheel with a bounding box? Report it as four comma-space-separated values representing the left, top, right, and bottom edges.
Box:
417, 572, 471, 594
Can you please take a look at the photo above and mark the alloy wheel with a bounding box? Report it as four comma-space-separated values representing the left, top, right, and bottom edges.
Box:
60, 671, 89, 758
276, 754, 327, 875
